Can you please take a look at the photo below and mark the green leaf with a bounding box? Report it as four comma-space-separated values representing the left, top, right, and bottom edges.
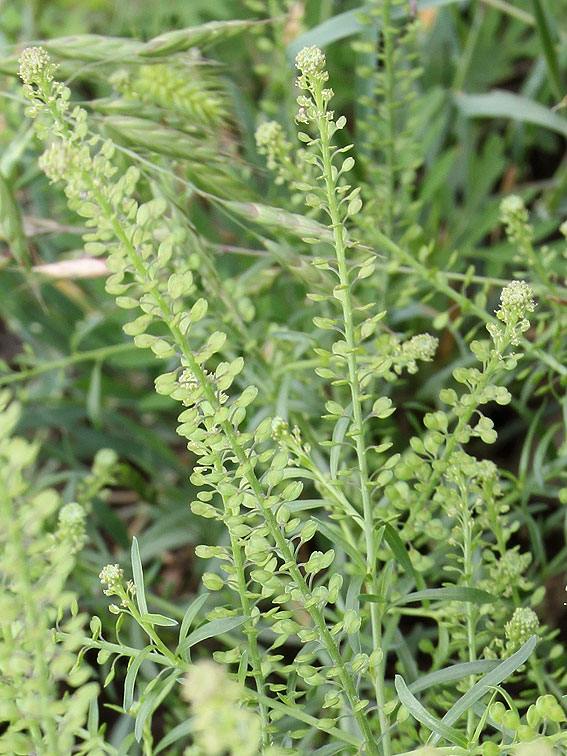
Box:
330, 415, 350, 480
391, 586, 497, 607
124, 646, 153, 712
383, 523, 423, 589
134, 670, 180, 742
430, 636, 538, 744
395, 675, 468, 747
140, 613, 178, 627
155, 719, 195, 754
131, 537, 148, 615
177, 615, 248, 660
408, 660, 499, 694
0, 171, 29, 268
312, 517, 366, 573
287, 0, 463, 59
177, 593, 209, 650
456, 90, 567, 139
532, 0, 562, 100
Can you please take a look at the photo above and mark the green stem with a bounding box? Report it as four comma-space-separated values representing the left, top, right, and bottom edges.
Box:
314, 85, 390, 755
0, 342, 136, 386
459, 492, 477, 739
380, 0, 396, 242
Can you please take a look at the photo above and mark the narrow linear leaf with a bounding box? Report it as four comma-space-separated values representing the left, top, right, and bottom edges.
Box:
408, 660, 499, 694
177, 615, 248, 659
134, 670, 180, 742
383, 523, 423, 589
131, 537, 148, 615
395, 675, 468, 748
140, 612, 178, 627
124, 646, 153, 712
313, 517, 367, 573
177, 593, 209, 649
155, 719, 195, 754
430, 636, 538, 744
391, 586, 497, 607
330, 415, 350, 480
532, 0, 562, 100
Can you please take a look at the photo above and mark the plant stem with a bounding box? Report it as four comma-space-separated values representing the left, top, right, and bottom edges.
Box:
380, 0, 396, 242
314, 85, 391, 756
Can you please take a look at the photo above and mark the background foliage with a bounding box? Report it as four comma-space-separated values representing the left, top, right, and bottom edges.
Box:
0, 1, 566, 755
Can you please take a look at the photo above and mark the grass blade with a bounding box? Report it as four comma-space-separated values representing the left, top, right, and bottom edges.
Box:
531, 0, 562, 100
456, 90, 567, 139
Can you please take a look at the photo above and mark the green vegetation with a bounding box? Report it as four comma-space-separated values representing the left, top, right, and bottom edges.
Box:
0, 1, 566, 754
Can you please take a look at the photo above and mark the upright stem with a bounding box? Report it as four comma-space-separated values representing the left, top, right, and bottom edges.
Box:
314, 88, 391, 756
459, 494, 477, 739
380, 0, 396, 241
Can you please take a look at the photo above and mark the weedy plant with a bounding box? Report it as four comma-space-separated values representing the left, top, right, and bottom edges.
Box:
1, 3, 567, 756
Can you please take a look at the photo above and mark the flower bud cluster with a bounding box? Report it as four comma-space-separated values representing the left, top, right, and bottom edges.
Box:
499, 195, 533, 245
255, 120, 294, 183
294, 45, 334, 125
488, 280, 535, 350
57, 502, 87, 553
18, 46, 57, 87
504, 607, 539, 649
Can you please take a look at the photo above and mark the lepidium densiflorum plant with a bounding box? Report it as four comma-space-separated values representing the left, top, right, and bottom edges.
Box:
0, 390, 102, 755
17, 43, 567, 756
19, 45, 383, 755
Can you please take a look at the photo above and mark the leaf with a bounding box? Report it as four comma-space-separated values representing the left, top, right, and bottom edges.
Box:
312, 517, 367, 573
330, 415, 350, 480
177, 593, 209, 649
408, 660, 499, 694
86, 361, 102, 429
131, 537, 148, 615
456, 90, 567, 139
531, 0, 562, 100
124, 646, 153, 712
391, 586, 497, 607
177, 615, 248, 660
140, 613, 178, 627
430, 636, 538, 744
382, 523, 424, 589
134, 670, 180, 742
395, 675, 468, 748
287, 0, 463, 59
155, 719, 195, 754
0, 171, 29, 268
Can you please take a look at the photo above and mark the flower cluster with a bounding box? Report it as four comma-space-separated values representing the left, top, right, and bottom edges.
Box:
56, 502, 87, 553
182, 661, 264, 756
399, 333, 438, 374
294, 45, 334, 125
99, 563, 136, 613
18, 46, 56, 87
504, 607, 539, 650
255, 120, 295, 184
500, 195, 533, 245
99, 563, 124, 596
488, 279, 535, 349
